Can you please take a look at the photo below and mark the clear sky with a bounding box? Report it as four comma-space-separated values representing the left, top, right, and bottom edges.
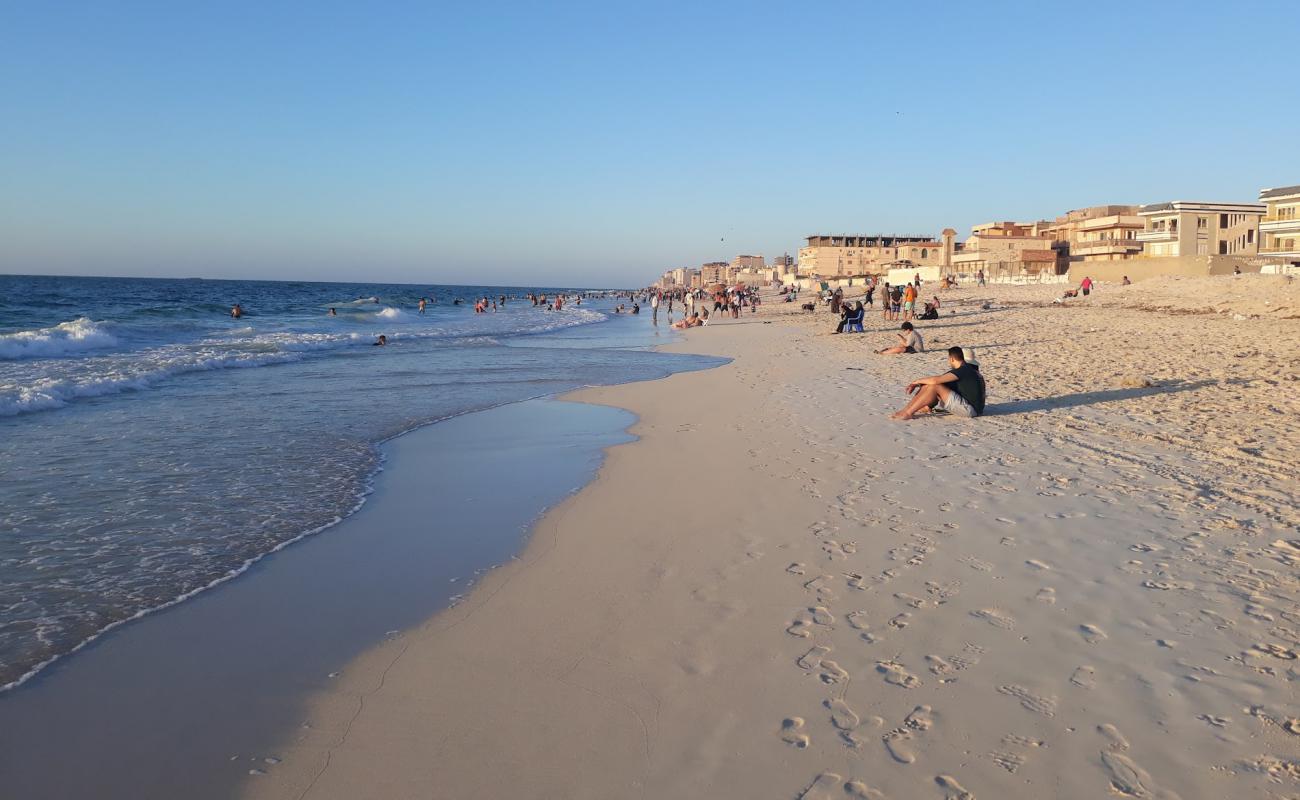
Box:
2, 0, 1296, 287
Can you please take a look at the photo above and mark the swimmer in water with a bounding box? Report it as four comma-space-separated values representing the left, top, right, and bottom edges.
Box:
231, 304, 243, 318
373, 335, 387, 346
328, 307, 337, 316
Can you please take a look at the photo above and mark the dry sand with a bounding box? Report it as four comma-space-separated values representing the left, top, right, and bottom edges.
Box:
242, 274, 1299, 800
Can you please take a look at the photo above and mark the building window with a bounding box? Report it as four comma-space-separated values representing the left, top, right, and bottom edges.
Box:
921, 249, 928, 258
1197, 217, 1206, 229
1248, 229, 1255, 244
1220, 213, 1228, 229
1219, 240, 1228, 255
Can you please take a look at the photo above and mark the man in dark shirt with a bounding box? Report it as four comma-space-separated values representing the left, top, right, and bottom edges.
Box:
890, 346, 986, 420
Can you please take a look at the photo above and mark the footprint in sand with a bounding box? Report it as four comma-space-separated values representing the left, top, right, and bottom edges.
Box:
1096, 723, 1179, 799
787, 562, 807, 575
935, 774, 976, 799
819, 660, 849, 685
960, 556, 993, 572
843, 780, 886, 799
877, 660, 920, 689
1034, 587, 1057, 604
971, 608, 1016, 630
998, 685, 1057, 717
846, 610, 870, 630
826, 698, 860, 731
845, 572, 868, 591
925, 580, 961, 601
882, 728, 917, 764
796, 772, 839, 799
905, 704, 934, 731
810, 606, 834, 625
781, 717, 811, 749
894, 592, 928, 609
1025, 559, 1051, 571
1079, 624, 1108, 644
1070, 665, 1096, 689
888, 612, 912, 630
797, 645, 832, 671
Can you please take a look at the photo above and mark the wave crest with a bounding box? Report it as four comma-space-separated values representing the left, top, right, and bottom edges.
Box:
0, 318, 119, 360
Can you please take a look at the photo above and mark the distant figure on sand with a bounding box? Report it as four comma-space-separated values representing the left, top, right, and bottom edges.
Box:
230, 304, 243, 319
672, 312, 704, 329
878, 321, 923, 354
373, 335, 387, 346
1080, 276, 1093, 296
1122, 275, 1132, 285
891, 346, 986, 420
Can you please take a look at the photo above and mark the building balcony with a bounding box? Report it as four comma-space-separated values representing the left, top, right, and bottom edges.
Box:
1260, 217, 1300, 232
1136, 229, 1178, 242
1071, 239, 1143, 254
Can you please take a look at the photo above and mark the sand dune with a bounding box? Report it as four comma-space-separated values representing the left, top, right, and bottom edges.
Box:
243, 275, 1299, 799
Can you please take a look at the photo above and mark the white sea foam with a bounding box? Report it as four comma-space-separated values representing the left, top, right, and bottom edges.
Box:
0, 318, 119, 360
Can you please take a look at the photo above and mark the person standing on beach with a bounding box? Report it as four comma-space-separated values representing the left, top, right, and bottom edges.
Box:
977, 269, 986, 286
903, 282, 918, 321
1080, 276, 1093, 296
651, 291, 660, 323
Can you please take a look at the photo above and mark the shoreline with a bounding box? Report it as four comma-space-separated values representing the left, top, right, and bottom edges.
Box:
241, 276, 1298, 799
0, 396, 649, 799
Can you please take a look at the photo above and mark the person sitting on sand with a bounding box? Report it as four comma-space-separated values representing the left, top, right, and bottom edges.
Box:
878, 321, 924, 354
890, 346, 985, 420
672, 312, 704, 329
844, 301, 865, 333
1122, 275, 1131, 285
373, 335, 387, 346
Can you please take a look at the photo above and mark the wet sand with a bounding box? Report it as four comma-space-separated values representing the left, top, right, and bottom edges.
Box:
0, 399, 634, 799
240, 275, 1299, 799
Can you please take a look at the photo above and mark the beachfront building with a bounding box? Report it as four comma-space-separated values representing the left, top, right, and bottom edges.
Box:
1136, 201, 1265, 258
730, 254, 766, 270
949, 223, 1057, 279
1041, 205, 1145, 264
1259, 185, 1300, 265
700, 262, 729, 285
797, 234, 951, 277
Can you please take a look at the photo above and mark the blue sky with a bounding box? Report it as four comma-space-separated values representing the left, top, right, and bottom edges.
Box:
1, 0, 1296, 287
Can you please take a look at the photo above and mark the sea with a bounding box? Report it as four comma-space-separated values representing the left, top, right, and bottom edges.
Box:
0, 274, 719, 691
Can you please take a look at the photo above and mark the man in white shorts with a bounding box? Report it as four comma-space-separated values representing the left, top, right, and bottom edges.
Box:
890, 346, 986, 421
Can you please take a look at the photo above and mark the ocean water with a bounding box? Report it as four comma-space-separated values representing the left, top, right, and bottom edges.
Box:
0, 275, 718, 690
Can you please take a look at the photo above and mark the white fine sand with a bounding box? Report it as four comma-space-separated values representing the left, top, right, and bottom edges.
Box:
242, 274, 1299, 800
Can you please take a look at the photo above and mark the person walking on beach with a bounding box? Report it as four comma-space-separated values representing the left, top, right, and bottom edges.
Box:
890, 346, 985, 420
1079, 276, 1093, 296
977, 269, 986, 287
651, 291, 660, 323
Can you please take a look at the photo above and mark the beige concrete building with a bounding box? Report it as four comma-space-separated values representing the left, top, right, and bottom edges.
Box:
1038, 205, 1144, 264
1136, 201, 1265, 258
700, 262, 728, 285
1259, 184, 1300, 265
950, 225, 1057, 278
730, 254, 766, 270
798, 233, 954, 277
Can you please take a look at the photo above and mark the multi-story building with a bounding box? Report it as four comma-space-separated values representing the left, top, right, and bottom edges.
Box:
1136, 201, 1265, 257
950, 224, 1057, 277
771, 253, 795, 269
730, 254, 766, 271
1038, 205, 1144, 264
1259, 185, 1300, 265
798, 234, 952, 277
700, 262, 729, 285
